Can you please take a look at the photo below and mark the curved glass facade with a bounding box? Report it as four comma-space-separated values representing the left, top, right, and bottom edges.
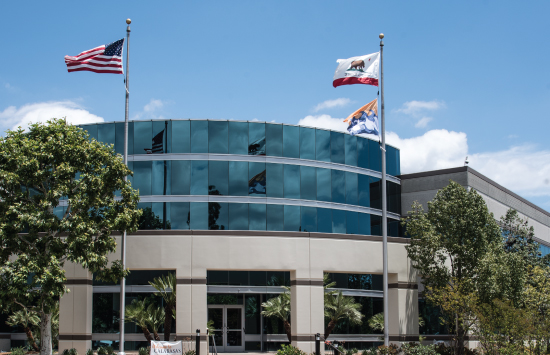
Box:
80, 119, 402, 236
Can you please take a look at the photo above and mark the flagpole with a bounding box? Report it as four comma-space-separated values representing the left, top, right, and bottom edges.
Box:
379, 33, 389, 347
119, 18, 131, 355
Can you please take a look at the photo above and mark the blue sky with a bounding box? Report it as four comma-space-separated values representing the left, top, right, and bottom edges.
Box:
1, 1, 549, 208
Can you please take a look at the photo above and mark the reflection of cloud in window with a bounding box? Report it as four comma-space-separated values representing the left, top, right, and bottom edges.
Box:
248, 170, 266, 195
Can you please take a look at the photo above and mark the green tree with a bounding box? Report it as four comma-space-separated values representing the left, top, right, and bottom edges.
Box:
6, 308, 40, 351
145, 303, 165, 341
324, 290, 363, 339
149, 273, 176, 341
261, 289, 292, 342
125, 298, 155, 344
0, 119, 141, 355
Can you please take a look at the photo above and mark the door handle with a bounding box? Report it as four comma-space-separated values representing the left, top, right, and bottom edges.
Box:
242, 327, 246, 334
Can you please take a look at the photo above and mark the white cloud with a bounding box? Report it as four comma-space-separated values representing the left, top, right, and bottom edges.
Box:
298, 114, 348, 133
133, 99, 167, 120
396, 100, 446, 116
313, 98, 352, 112
414, 117, 433, 128
144, 99, 164, 112
0, 101, 104, 133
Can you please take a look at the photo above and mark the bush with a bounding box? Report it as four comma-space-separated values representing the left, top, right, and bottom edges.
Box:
97, 347, 107, 355
10, 347, 26, 355
69, 349, 78, 355
361, 349, 377, 355
401, 343, 438, 355
377, 345, 399, 355
105, 346, 114, 355
86, 349, 94, 355
184, 351, 196, 355
276, 344, 308, 355
138, 347, 148, 355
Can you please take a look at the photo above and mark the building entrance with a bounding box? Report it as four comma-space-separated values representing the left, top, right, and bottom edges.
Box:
208, 305, 245, 353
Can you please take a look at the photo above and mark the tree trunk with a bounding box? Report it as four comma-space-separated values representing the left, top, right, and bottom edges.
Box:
40, 313, 53, 355
153, 331, 160, 341
24, 326, 40, 352
164, 305, 173, 341
283, 320, 292, 343
456, 324, 465, 355
141, 326, 154, 345
324, 319, 337, 340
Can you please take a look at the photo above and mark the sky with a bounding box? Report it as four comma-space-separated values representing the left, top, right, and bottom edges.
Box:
1, 1, 549, 209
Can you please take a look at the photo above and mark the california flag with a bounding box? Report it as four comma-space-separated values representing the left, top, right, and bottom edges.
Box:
333, 52, 379, 88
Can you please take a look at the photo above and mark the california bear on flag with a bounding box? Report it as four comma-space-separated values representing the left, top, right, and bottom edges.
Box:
333, 52, 380, 87
344, 99, 379, 136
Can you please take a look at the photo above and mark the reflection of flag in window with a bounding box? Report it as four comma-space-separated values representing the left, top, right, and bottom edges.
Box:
248, 137, 266, 155
145, 130, 164, 154
248, 170, 266, 194
343, 99, 379, 136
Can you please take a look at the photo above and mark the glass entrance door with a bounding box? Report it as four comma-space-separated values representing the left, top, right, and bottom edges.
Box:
208, 305, 244, 352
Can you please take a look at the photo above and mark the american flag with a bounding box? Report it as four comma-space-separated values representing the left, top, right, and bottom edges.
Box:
145, 130, 165, 154
64, 39, 124, 74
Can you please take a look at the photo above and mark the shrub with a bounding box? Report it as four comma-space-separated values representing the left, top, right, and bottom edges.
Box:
62, 350, 70, 355
97, 347, 107, 355
184, 351, 196, 355
105, 346, 115, 355
361, 349, 377, 355
377, 344, 399, 355
276, 344, 308, 355
10, 347, 26, 355
69, 349, 79, 355
138, 347, 149, 355
86, 349, 94, 355
401, 343, 438, 355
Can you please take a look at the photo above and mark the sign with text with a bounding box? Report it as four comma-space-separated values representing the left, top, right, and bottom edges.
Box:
150, 341, 183, 355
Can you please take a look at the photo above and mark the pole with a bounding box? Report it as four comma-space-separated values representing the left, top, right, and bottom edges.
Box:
196, 329, 201, 355
315, 333, 320, 355
119, 18, 131, 355
379, 33, 389, 347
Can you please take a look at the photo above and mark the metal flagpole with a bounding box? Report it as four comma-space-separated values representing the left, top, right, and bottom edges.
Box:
119, 18, 131, 355
379, 33, 389, 347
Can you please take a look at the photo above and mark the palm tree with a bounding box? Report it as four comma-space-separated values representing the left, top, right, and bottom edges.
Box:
125, 299, 154, 344
324, 291, 364, 339
368, 312, 384, 332
149, 273, 177, 341
6, 308, 40, 351
146, 304, 165, 341
261, 287, 291, 342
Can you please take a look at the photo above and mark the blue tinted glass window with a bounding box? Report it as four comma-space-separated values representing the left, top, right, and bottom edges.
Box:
317, 168, 331, 202
267, 205, 284, 231
171, 160, 190, 195
332, 209, 346, 234
165, 121, 172, 153
316, 130, 331, 162
128, 122, 134, 155
266, 124, 283, 157
209, 121, 228, 154
82, 125, 98, 141
127, 162, 133, 186
134, 121, 152, 154
151, 202, 166, 228
190, 202, 208, 230
358, 174, 370, 207
152, 121, 167, 154
266, 164, 283, 198
396, 149, 401, 175
229, 203, 248, 230
300, 127, 315, 160
283, 125, 299, 158
172, 120, 190, 153
209, 161, 228, 195
344, 134, 357, 166
133, 161, 152, 196
317, 208, 332, 233
388, 219, 399, 238
300, 166, 316, 201
191, 121, 208, 153
98, 123, 115, 148
346, 211, 358, 234
137, 202, 151, 230
191, 161, 208, 195
115, 122, 125, 155
249, 204, 266, 230
330, 132, 345, 164
249, 163, 266, 195
357, 137, 369, 169
284, 205, 300, 232
345, 172, 358, 205
359, 213, 371, 235
152, 161, 168, 195
284, 165, 300, 199
370, 177, 382, 210
369, 139, 381, 171
387, 182, 401, 215
228, 121, 248, 155
209, 202, 228, 230
170, 202, 190, 230
249, 123, 266, 156
301, 207, 317, 232
331, 170, 346, 204
371, 215, 382, 236
229, 161, 248, 196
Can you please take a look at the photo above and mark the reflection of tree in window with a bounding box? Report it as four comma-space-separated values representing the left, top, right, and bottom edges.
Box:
248, 137, 266, 155
248, 170, 266, 195
139, 207, 171, 230
208, 186, 225, 230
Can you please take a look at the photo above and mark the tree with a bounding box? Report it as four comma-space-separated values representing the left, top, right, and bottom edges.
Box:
324, 291, 363, 339
0, 119, 141, 355
261, 288, 292, 342
125, 299, 154, 344
145, 303, 165, 341
149, 273, 176, 340
6, 307, 40, 351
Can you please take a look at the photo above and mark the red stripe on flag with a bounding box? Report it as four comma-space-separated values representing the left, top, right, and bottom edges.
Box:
333, 77, 378, 88
67, 67, 123, 74
66, 62, 123, 68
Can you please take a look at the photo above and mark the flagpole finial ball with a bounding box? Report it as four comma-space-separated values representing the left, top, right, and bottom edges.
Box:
126, 18, 131, 24
379, 33, 384, 39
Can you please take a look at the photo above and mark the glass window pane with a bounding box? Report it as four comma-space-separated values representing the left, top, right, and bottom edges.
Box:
152, 121, 168, 154
371, 215, 382, 236
171, 161, 191, 195
300, 166, 316, 201
228, 121, 248, 155
283, 165, 300, 199
369, 139, 381, 172
190, 202, 208, 230
282, 125, 299, 158
209, 121, 228, 154
387, 182, 401, 215
191, 161, 208, 195
229, 161, 248, 196
209, 202, 228, 230
317, 208, 332, 233
283, 205, 300, 232
388, 219, 399, 238
332, 209, 346, 234
357, 137, 369, 169
359, 213, 371, 235
358, 174, 370, 207
98, 123, 115, 148
346, 211, 358, 235
396, 149, 401, 175
134, 121, 152, 155
165, 121, 172, 153
300, 206, 317, 232
345, 172, 358, 205
170, 202, 190, 230
331, 132, 345, 164
370, 177, 382, 210
249, 272, 267, 287
152, 160, 168, 195
128, 122, 134, 155
248, 163, 266, 195
151, 202, 167, 229
331, 170, 345, 204
317, 168, 331, 202
316, 129, 331, 162
249, 204, 266, 230
266, 164, 283, 198
249, 122, 266, 156
267, 204, 283, 231
115, 122, 125, 155
266, 124, 283, 157
82, 125, 98, 141
229, 203, 248, 230
300, 127, 315, 160
209, 161, 228, 195
133, 161, 152, 196
345, 134, 357, 166
191, 120, 208, 153
172, 120, 190, 153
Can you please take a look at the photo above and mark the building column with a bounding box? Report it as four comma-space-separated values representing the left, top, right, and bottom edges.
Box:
387, 276, 419, 345
176, 273, 207, 354
290, 271, 324, 353
58, 263, 93, 354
